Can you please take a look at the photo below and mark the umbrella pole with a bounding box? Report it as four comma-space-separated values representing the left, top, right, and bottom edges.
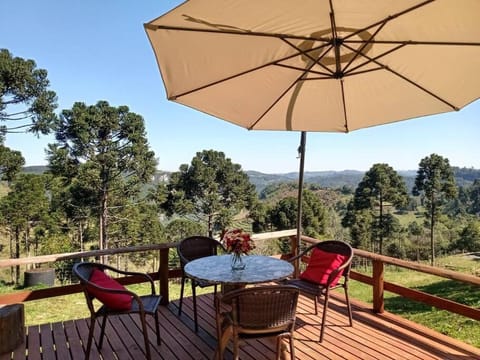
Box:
295, 131, 306, 277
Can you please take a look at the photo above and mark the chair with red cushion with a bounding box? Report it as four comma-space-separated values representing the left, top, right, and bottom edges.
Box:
284, 240, 353, 342
73, 262, 162, 360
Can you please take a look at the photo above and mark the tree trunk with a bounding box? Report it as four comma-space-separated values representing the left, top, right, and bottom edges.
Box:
207, 214, 213, 237
15, 226, 20, 285
102, 189, 108, 250
379, 194, 384, 254
9, 231, 14, 283
99, 188, 109, 264
79, 222, 84, 252
99, 212, 103, 251
430, 194, 436, 266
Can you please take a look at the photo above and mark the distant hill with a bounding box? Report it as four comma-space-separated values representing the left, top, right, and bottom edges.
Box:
21, 166, 479, 193
23, 165, 49, 174
247, 167, 479, 193
246, 170, 366, 193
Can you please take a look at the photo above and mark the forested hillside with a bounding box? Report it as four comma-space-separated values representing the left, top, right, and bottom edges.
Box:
23, 166, 480, 193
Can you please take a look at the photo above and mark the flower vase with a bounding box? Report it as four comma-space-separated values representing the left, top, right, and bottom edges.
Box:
231, 252, 246, 271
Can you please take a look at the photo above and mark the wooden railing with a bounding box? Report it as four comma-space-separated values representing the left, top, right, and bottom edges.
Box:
296, 235, 480, 321
0, 243, 175, 306
0, 230, 297, 306
1, 229, 479, 323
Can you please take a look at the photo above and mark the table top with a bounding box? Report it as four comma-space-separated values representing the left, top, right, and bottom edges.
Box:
184, 255, 294, 286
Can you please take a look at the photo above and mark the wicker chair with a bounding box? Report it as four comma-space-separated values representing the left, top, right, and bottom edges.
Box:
215, 285, 299, 360
284, 240, 353, 342
73, 262, 161, 360
177, 235, 226, 332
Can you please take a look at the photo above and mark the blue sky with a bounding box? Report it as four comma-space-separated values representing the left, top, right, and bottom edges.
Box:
1, 0, 479, 174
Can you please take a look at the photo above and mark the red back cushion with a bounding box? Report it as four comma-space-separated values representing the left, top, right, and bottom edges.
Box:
299, 248, 347, 286
88, 268, 132, 310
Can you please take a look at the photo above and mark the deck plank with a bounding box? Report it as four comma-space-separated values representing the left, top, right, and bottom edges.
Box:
63, 320, 84, 360
39, 323, 55, 360
3, 292, 480, 360
52, 321, 71, 359
26, 325, 41, 360
161, 304, 214, 359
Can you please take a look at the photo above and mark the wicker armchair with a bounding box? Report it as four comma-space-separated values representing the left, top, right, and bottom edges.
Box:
215, 285, 299, 360
177, 235, 226, 332
284, 240, 353, 342
73, 262, 161, 360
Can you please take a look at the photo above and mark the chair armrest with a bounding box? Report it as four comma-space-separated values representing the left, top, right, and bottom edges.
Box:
86, 279, 149, 312
87, 280, 137, 297
98, 263, 157, 294
284, 243, 318, 263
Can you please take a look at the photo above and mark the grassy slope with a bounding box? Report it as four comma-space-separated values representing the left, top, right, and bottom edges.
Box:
348, 253, 480, 348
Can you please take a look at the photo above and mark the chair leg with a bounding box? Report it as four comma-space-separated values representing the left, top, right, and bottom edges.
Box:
289, 333, 296, 360
139, 312, 152, 360
313, 295, 318, 315
319, 293, 330, 343
276, 333, 294, 360
344, 286, 353, 326
275, 336, 282, 360
216, 324, 232, 360
154, 310, 161, 345
232, 331, 240, 360
98, 315, 108, 349
192, 281, 198, 332
85, 316, 96, 360
178, 276, 186, 316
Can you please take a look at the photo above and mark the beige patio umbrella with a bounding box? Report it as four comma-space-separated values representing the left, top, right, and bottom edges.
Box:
144, 0, 480, 254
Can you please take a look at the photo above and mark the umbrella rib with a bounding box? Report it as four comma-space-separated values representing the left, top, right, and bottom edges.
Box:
275, 63, 332, 78
340, 0, 436, 42
343, 39, 480, 77
173, 36, 337, 100
342, 67, 384, 77
342, 43, 459, 111
329, 1, 342, 76
146, 23, 333, 43
171, 44, 323, 99
247, 78, 300, 130
382, 67, 459, 111
340, 80, 349, 133
343, 43, 408, 76
248, 60, 320, 130
342, 21, 388, 74
281, 38, 335, 76
345, 39, 480, 47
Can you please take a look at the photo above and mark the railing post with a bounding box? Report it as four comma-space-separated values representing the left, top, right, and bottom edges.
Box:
159, 248, 169, 305
290, 235, 300, 278
372, 259, 384, 313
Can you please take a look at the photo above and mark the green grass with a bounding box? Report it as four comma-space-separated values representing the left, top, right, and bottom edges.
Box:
347, 257, 480, 348
395, 210, 422, 227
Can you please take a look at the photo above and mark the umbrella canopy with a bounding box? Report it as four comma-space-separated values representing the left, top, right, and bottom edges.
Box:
144, 0, 480, 251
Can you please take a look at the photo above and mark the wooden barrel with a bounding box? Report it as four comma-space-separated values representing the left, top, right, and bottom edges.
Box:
24, 268, 55, 287
0, 304, 25, 354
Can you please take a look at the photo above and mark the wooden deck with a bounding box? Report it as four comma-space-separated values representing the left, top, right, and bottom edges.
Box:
2, 292, 479, 360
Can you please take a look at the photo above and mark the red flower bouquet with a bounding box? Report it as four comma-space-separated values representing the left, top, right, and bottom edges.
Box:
222, 229, 255, 255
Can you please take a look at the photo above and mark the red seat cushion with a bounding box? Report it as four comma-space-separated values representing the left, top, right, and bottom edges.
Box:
88, 268, 132, 310
299, 248, 347, 286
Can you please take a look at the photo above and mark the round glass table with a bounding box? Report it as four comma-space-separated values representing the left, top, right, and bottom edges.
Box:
184, 254, 294, 287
